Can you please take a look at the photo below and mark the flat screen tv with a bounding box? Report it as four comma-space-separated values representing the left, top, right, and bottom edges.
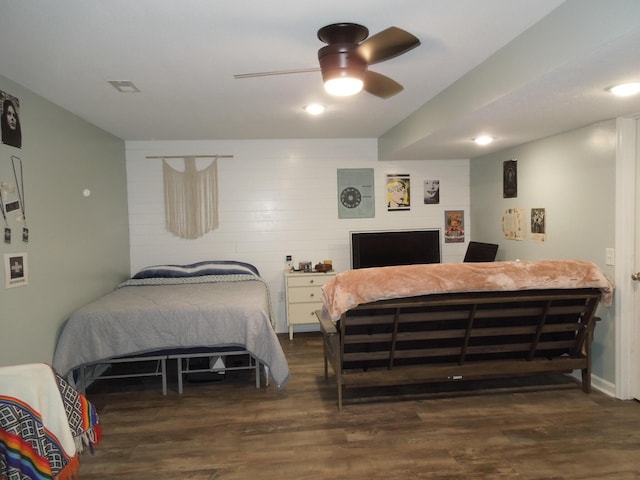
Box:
350, 229, 441, 269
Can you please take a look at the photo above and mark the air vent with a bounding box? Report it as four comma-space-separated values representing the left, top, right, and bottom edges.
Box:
108, 80, 140, 93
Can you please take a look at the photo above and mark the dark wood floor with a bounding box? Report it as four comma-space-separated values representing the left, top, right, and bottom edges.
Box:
79, 332, 640, 480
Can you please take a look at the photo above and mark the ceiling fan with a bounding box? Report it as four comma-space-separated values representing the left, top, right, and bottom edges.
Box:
234, 23, 421, 99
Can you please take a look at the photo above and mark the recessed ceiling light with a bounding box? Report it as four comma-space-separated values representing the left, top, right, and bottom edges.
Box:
473, 135, 494, 146
608, 82, 640, 97
303, 104, 325, 115
108, 80, 140, 93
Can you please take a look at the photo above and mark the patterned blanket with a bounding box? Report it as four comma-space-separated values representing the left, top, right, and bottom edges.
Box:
0, 363, 101, 480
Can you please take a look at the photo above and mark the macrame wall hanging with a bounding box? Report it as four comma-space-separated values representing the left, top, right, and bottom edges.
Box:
148, 154, 232, 239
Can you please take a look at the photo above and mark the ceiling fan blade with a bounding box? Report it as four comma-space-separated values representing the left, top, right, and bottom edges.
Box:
363, 70, 403, 99
354, 27, 420, 65
234, 67, 319, 79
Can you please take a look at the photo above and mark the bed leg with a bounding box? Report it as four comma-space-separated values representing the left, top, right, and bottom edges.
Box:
255, 359, 260, 388
78, 366, 86, 395
177, 358, 184, 394
263, 365, 270, 388
161, 358, 167, 395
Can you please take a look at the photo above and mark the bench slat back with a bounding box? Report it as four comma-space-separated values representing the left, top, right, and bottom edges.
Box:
338, 289, 601, 371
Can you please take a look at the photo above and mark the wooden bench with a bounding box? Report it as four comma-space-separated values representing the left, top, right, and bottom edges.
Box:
316, 288, 602, 411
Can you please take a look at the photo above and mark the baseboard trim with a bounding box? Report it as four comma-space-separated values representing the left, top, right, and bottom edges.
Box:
570, 371, 616, 397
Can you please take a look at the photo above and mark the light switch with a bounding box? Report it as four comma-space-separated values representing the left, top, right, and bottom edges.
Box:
605, 248, 615, 266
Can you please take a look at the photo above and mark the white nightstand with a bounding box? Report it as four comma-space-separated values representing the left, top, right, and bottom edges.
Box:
284, 270, 336, 340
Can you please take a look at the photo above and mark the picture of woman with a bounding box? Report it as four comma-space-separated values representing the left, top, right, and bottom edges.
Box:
1, 95, 22, 148
424, 179, 440, 204
387, 175, 410, 211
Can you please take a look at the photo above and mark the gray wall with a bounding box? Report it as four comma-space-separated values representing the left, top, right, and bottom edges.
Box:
470, 120, 616, 383
0, 75, 130, 367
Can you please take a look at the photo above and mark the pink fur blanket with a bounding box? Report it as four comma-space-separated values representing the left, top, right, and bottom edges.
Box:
321, 260, 614, 321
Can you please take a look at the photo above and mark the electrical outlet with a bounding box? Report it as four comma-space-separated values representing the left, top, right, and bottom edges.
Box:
605, 248, 615, 266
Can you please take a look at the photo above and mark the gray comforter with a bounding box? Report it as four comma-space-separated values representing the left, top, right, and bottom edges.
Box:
52, 277, 290, 387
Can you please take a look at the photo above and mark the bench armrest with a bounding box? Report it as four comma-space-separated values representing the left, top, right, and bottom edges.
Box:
315, 309, 337, 335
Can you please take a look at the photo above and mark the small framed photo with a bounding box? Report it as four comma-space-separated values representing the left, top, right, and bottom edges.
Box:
298, 261, 312, 272
4, 252, 28, 289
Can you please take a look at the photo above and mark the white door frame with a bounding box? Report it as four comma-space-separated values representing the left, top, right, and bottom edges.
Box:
615, 116, 639, 399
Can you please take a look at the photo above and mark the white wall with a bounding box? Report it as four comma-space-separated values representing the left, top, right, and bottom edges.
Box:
126, 139, 470, 333
469, 120, 616, 385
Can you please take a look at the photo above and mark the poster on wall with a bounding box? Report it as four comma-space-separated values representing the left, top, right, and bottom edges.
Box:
386, 174, 410, 211
336, 168, 374, 219
502, 207, 526, 240
444, 210, 465, 243
503, 159, 517, 198
1, 91, 22, 148
4, 252, 28, 289
531, 207, 546, 243
424, 179, 440, 204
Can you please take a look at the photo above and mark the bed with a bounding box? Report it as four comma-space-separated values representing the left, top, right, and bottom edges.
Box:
317, 259, 614, 410
52, 261, 290, 394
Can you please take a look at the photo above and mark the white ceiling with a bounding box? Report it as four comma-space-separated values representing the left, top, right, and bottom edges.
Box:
1, 0, 640, 159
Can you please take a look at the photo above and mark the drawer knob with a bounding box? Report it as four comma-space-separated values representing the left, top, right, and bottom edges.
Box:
309, 279, 315, 284
310, 293, 315, 297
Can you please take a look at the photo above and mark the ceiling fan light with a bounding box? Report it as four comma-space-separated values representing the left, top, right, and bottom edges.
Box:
609, 82, 640, 97
324, 77, 364, 96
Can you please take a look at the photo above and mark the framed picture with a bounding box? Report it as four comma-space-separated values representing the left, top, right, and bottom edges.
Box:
531, 207, 546, 243
503, 159, 517, 198
444, 210, 465, 243
1, 91, 22, 149
337, 168, 375, 219
4, 252, 28, 288
424, 179, 440, 204
298, 261, 312, 272
502, 207, 526, 240
387, 174, 410, 211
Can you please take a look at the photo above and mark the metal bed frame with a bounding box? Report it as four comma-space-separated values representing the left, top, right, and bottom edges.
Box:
169, 350, 267, 394
78, 354, 168, 395
76, 348, 268, 395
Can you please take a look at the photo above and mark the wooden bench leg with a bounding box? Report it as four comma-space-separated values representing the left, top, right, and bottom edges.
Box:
581, 367, 591, 393
323, 340, 329, 381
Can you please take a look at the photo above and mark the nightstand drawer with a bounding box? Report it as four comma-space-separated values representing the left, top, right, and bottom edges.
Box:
287, 274, 333, 288
287, 286, 324, 303
288, 302, 323, 325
